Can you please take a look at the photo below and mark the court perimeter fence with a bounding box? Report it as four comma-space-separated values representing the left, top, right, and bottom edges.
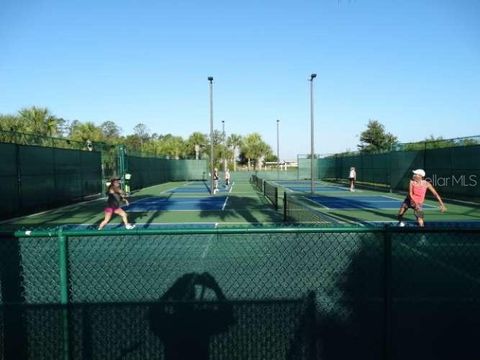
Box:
1, 226, 479, 359
0, 140, 208, 220
298, 140, 480, 200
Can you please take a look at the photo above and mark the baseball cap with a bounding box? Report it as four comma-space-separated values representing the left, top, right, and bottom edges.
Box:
412, 169, 426, 177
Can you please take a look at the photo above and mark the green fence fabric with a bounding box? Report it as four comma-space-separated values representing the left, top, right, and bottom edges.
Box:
0, 143, 102, 219
0, 143, 20, 217
0, 141, 209, 220
127, 156, 208, 190
316, 144, 480, 199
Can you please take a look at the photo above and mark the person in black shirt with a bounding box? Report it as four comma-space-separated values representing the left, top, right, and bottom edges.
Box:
98, 178, 135, 230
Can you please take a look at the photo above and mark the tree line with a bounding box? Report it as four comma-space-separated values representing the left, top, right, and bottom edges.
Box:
0, 106, 276, 170
2, 107, 474, 166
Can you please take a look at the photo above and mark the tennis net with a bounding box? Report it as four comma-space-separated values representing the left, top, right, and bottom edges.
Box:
263, 181, 279, 209
283, 192, 340, 225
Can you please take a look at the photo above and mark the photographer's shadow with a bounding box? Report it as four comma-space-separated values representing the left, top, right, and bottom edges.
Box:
148, 272, 235, 360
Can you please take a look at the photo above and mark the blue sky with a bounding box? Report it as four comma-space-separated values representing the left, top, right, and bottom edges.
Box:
1, 0, 479, 160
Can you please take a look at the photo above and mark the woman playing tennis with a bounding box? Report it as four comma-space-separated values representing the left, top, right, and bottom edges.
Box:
397, 169, 446, 227
98, 178, 135, 230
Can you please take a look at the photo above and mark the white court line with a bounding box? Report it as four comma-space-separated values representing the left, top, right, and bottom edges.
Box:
221, 182, 235, 210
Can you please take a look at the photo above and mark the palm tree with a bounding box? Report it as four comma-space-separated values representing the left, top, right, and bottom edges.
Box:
227, 134, 243, 171
187, 132, 208, 160
18, 106, 59, 137
241, 133, 273, 171
70, 121, 104, 149
160, 134, 186, 159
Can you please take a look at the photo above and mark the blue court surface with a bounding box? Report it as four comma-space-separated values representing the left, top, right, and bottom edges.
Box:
287, 185, 349, 192
165, 182, 232, 194
307, 195, 436, 210
125, 196, 228, 212
274, 180, 349, 192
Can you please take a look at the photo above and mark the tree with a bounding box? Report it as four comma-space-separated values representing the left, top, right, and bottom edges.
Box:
101, 121, 122, 139
186, 132, 208, 160
0, 114, 21, 132
69, 121, 104, 149
133, 123, 150, 151
240, 133, 273, 170
0, 114, 22, 142
18, 106, 61, 137
227, 134, 243, 171
158, 134, 186, 159
358, 120, 398, 153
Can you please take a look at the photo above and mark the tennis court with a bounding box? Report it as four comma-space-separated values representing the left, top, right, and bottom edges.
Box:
0, 173, 285, 230
2, 172, 480, 231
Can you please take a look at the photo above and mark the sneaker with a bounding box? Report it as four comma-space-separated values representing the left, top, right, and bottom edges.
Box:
125, 224, 136, 230
398, 221, 406, 227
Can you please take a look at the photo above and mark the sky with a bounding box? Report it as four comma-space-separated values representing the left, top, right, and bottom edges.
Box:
1, 0, 479, 160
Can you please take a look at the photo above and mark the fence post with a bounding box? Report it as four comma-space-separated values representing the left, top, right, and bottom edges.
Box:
306, 291, 317, 360
58, 228, 70, 360
383, 228, 392, 360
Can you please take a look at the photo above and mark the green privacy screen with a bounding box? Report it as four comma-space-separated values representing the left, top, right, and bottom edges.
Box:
314, 144, 480, 199
0, 142, 102, 219
127, 155, 208, 190
0, 142, 208, 219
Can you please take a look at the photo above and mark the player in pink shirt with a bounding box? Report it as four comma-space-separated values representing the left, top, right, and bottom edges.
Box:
397, 169, 446, 227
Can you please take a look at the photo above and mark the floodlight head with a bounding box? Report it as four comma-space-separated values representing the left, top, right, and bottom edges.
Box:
208, 76, 214, 82
310, 73, 317, 80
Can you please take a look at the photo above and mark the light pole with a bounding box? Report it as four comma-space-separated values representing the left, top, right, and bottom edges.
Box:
309, 73, 317, 194
276, 119, 280, 180
208, 76, 214, 195
222, 120, 226, 173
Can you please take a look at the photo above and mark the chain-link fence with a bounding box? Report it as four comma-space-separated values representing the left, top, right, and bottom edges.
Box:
312, 141, 480, 200
1, 226, 479, 359
0, 142, 102, 219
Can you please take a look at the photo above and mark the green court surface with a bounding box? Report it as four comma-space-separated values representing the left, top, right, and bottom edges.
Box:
272, 178, 480, 227
0, 173, 282, 231
1, 172, 480, 231
292, 186, 480, 225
